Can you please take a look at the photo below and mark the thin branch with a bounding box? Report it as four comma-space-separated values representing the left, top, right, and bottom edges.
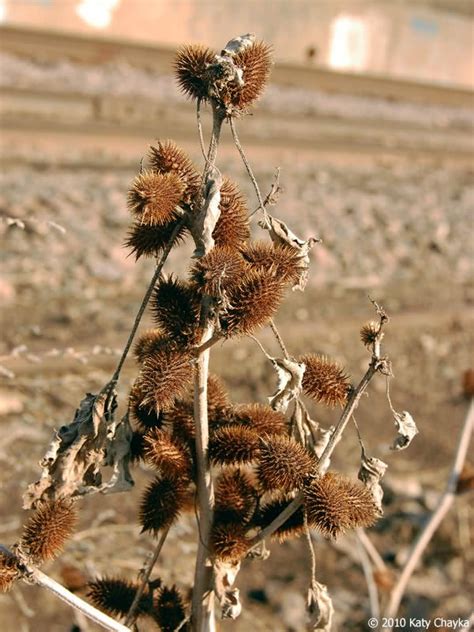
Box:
0, 547, 130, 632
303, 510, 317, 586
228, 117, 267, 221
196, 99, 208, 162
193, 332, 223, 356
355, 533, 380, 620
124, 527, 170, 627
248, 335, 273, 361
248, 356, 385, 548
384, 398, 474, 625
104, 218, 186, 390
269, 319, 290, 360
356, 528, 387, 573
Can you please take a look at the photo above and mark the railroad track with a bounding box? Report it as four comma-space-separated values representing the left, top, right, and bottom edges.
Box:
2, 24, 473, 107
1, 25, 473, 163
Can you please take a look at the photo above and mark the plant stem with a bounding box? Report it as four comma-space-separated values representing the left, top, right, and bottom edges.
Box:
0, 546, 131, 632
248, 359, 382, 547
105, 219, 186, 390
191, 323, 216, 632
269, 319, 290, 360
355, 533, 380, 620
384, 398, 474, 626
124, 527, 170, 627
191, 101, 224, 632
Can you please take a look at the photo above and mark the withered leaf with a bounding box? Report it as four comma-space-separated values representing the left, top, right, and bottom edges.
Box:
269, 357, 305, 413
190, 170, 222, 258
214, 560, 242, 620
23, 389, 133, 508
390, 410, 418, 451
307, 581, 334, 632
259, 214, 318, 291
222, 33, 255, 56
358, 450, 387, 514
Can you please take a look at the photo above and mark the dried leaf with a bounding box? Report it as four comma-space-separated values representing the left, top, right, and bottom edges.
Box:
214, 560, 242, 620
358, 450, 387, 514
100, 412, 134, 494
190, 171, 222, 258
268, 358, 305, 413
259, 214, 318, 291
222, 34, 255, 56
23, 389, 133, 508
307, 582, 334, 632
300, 407, 337, 474
390, 410, 418, 451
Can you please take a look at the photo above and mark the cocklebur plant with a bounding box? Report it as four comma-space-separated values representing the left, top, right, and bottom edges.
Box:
1, 34, 422, 632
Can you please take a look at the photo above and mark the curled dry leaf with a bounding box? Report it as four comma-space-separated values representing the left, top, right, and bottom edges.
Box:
190, 170, 222, 258
303, 411, 338, 475
358, 450, 388, 514
259, 214, 318, 291
23, 390, 133, 508
221, 33, 255, 56
269, 357, 306, 413
214, 560, 242, 620
390, 410, 418, 451
307, 581, 334, 632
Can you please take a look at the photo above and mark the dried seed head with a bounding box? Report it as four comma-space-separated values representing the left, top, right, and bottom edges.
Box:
129, 430, 147, 464
257, 435, 315, 492
360, 321, 380, 348
87, 577, 151, 619
0, 551, 20, 593
151, 276, 201, 344
139, 476, 187, 535
128, 170, 184, 226
153, 585, 188, 632
304, 472, 379, 539
230, 41, 272, 109
211, 522, 249, 563
135, 345, 194, 413
300, 354, 350, 408
164, 374, 229, 444
143, 428, 192, 479
174, 44, 215, 101
164, 398, 195, 444
221, 267, 286, 336
209, 425, 260, 465
149, 140, 200, 204
125, 219, 187, 260
233, 403, 287, 436
213, 178, 250, 249
240, 241, 304, 286
207, 374, 232, 422
134, 329, 168, 364
257, 496, 306, 543
190, 246, 247, 296
20, 499, 77, 563
129, 382, 163, 431
215, 468, 257, 523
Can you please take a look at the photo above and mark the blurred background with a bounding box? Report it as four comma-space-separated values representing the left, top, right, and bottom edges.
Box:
0, 1, 473, 631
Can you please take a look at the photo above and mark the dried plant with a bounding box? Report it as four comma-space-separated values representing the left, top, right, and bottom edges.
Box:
304, 473, 379, 538
300, 353, 350, 408
153, 585, 189, 631
3, 32, 442, 632
20, 499, 77, 564
87, 577, 152, 619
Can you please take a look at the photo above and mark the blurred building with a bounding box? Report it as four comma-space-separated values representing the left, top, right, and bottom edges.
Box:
0, 0, 473, 88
